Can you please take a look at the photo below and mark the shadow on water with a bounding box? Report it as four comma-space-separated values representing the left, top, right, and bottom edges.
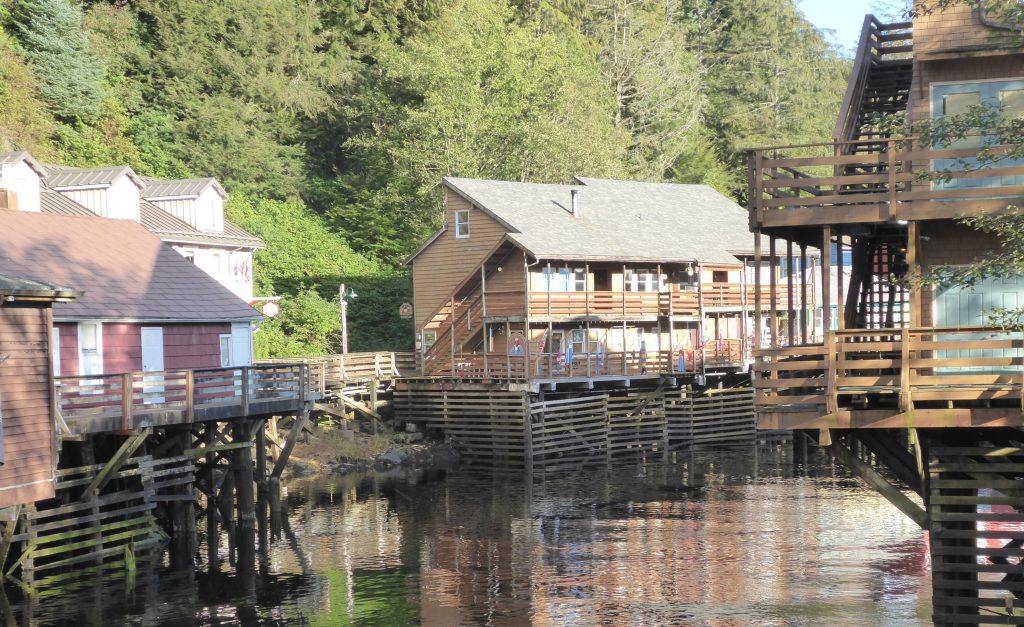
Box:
4, 442, 933, 626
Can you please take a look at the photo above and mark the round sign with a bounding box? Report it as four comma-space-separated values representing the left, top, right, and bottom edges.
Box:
261, 301, 280, 318
399, 302, 413, 319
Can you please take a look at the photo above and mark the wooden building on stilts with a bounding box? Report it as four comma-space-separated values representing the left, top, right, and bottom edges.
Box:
747, 7, 1024, 623
396, 177, 797, 463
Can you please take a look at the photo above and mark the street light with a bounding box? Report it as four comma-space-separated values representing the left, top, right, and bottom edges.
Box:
339, 284, 357, 354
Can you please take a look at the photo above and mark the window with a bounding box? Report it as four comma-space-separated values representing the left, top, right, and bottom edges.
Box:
543, 267, 585, 292
1000, 89, 1024, 120
570, 329, 587, 355
941, 90, 982, 149
78, 322, 103, 376
179, 248, 196, 264
455, 210, 470, 239
544, 330, 564, 354
219, 335, 232, 368
421, 330, 437, 353
712, 270, 729, 283
52, 328, 60, 376
625, 269, 657, 292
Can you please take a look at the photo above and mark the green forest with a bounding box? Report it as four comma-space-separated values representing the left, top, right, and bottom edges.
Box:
0, 0, 849, 357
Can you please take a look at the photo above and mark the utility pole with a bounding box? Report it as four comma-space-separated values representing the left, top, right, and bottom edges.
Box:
339, 283, 349, 354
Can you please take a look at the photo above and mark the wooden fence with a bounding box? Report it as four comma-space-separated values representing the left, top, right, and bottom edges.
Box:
4, 454, 192, 586
259, 351, 417, 393
394, 385, 759, 465
56, 364, 307, 435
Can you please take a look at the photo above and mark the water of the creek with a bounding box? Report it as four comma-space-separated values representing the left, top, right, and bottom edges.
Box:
6, 442, 932, 626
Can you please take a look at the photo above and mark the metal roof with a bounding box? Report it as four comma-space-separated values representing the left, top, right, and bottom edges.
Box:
0, 273, 78, 301
140, 202, 263, 249
44, 165, 145, 190
142, 177, 228, 200
436, 177, 758, 265
0, 209, 261, 322
39, 190, 95, 216
0, 151, 48, 177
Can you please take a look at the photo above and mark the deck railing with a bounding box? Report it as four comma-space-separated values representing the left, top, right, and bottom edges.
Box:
525, 286, 787, 319
56, 363, 308, 435
259, 351, 417, 393
752, 326, 1024, 413
750, 138, 1024, 229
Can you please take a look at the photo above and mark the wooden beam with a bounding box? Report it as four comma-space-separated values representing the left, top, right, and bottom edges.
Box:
829, 437, 928, 529
272, 411, 309, 479
800, 244, 808, 344
754, 233, 762, 350
769, 238, 778, 348
80, 428, 152, 501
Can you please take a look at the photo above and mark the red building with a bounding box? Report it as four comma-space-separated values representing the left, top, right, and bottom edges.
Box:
0, 209, 261, 379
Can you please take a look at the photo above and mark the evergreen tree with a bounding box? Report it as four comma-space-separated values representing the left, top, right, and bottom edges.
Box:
10, 0, 106, 122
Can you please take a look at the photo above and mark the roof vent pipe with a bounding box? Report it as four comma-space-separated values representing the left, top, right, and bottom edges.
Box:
570, 189, 580, 218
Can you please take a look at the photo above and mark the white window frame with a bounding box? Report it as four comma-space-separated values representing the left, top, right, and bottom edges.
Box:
543, 266, 585, 292
51, 327, 61, 376
219, 334, 232, 368
454, 210, 470, 239
570, 329, 588, 355
625, 268, 657, 293
77, 322, 103, 376
421, 330, 437, 353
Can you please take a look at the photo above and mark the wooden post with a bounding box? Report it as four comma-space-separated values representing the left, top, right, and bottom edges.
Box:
370, 377, 379, 435
205, 422, 218, 570
622, 320, 628, 375
800, 244, 808, 345
586, 320, 592, 378
481, 265, 489, 377
240, 367, 250, 417
739, 260, 748, 360
255, 421, 267, 490
696, 263, 705, 376
754, 233, 762, 350
769, 238, 778, 348
822, 227, 833, 334
185, 370, 195, 423
339, 283, 349, 354
506, 321, 512, 378
786, 240, 795, 345
235, 420, 256, 535
121, 373, 133, 432
908, 220, 921, 328
837, 235, 845, 331
449, 295, 456, 371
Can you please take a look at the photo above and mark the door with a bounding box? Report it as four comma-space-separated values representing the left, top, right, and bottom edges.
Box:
141, 327, 165, 404
230, 323, 253, 367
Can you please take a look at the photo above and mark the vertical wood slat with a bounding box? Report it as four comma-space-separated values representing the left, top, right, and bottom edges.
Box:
185, 370, 194, 423
121, 374, 133, 432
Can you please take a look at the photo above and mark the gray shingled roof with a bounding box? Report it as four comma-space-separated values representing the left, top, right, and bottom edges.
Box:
45, 165, 145, 189
0, 209, 261, 322
142, 177, 227, 200
0, 151, 48, 177
140, 202, 263, 248
441, 177, 757, 265
0, 273, 77, 301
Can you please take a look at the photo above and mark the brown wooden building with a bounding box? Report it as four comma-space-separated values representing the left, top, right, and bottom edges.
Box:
0, 275, 76, 509
407, 177, 795, 385
747, 6, 1024, 622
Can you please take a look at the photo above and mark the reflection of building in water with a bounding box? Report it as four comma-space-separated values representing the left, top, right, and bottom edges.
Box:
405, 459, 930, 625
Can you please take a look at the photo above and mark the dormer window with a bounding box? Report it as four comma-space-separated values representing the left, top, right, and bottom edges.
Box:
455, 210, 470, 239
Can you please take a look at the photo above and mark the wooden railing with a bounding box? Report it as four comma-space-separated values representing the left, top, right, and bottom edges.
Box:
752, 327, 1024, 413
833, 16, 912, 144
526, 286, 789, 318
56, 364, 307, 435
750, 139, 1024, 229
259, 351, 417, 393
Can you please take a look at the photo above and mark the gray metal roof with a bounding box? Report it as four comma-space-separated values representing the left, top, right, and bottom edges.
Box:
441, 177, 757, 265
142, 177, 228, 200
0, 151, 48, 177
40, 190, 95, 216
45, 165, 145, 189
139, 202, 263, 248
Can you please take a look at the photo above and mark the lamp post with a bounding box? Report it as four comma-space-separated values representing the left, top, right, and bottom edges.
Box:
339, 284, 357, 354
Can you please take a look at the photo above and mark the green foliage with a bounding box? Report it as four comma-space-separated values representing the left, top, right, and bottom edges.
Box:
0, 26, 57, 155
10, 0, 106, 122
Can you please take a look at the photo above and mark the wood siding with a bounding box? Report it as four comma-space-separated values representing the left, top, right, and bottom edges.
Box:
53, 321, 229, 375
412, 188, 509, 329
0, 303, 56, 508
912, 4, 1018, 60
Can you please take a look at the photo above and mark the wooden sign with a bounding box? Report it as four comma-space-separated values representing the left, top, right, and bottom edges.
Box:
399, 302, 413, 319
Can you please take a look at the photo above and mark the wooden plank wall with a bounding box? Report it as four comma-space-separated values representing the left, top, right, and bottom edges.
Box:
396, 384, 760, 466
0, 303, 57, 508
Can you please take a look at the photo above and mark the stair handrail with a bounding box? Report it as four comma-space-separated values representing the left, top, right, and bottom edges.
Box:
833, 16, 913, 148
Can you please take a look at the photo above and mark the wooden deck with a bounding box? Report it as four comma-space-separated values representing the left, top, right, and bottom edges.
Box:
525, 285, 786, 319
750, 138, 1024, 234
753, 326, 1024, 429
259, 351, 417, 392
56, 364, 311, 436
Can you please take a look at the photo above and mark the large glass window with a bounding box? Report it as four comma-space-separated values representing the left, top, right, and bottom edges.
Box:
941, 90, 982, 149
625, 268, 657, 292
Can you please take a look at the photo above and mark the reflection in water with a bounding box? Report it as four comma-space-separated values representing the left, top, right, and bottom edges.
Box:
6, 444, 932, 626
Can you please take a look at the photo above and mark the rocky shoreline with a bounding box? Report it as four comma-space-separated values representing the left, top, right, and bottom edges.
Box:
284, 428, 460, 479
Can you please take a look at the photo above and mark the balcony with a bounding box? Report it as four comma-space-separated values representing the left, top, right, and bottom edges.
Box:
752, 327, 1024, 429
525, 286, 784, 320
750, 138, 1024, 231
